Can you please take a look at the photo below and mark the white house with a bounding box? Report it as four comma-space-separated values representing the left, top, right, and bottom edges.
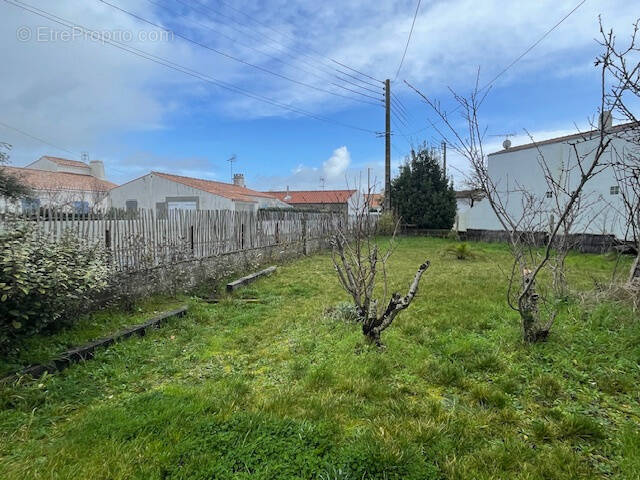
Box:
1, 156, 116, 212
108, 172, 290, 214
465, 117, 634, 239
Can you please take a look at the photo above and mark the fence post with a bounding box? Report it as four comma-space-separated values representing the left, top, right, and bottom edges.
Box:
302, 213, 308, 255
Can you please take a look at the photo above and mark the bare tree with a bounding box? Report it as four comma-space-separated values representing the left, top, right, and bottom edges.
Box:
405, 28, 630, 341
330, 182, 430, 347
599, 18, 640, 284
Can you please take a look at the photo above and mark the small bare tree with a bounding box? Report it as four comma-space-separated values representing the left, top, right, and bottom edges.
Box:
330, 182, 430, 347
598, 18, 640, 284
405, 26, 630, 342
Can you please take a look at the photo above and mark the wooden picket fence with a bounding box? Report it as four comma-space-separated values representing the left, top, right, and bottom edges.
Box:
0, 208, 350, 272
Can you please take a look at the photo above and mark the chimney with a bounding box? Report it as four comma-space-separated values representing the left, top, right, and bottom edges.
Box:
233, 173, 245, 187
284, 185, 291, 201
600, 110, 612, 131
89, 160, 105, 180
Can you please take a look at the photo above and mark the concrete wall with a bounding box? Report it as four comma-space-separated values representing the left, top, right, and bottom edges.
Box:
466, 133, 632, 239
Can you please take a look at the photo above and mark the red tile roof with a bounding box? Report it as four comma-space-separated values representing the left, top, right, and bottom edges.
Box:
152, 172, 278, 203
489, 121, 638, 156
365, 193, 383, 207
40, 156, 91, 169
268, 189, 357, 204
3, 167, 116, 192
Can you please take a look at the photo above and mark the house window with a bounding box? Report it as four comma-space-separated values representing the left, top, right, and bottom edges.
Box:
545, 191, 553, 199
610, 185, 620, 195
125, 200, 138, 212
73, 201, 89, 214
21, 197, 40, 214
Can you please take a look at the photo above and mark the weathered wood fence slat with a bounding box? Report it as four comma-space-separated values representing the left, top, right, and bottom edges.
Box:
0, 209, 367, 272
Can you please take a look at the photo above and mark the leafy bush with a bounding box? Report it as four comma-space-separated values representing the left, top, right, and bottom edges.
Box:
376, 211, 397, 236
444, 242, 476, 260
0, 221, 112, 350
324, 301, 361, 323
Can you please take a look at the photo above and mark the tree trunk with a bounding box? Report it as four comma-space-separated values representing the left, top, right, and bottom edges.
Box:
520, 270, 552, 343
629, 252, 640, 285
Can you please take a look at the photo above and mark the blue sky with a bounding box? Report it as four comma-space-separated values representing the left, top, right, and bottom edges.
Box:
0, 0, 637, 190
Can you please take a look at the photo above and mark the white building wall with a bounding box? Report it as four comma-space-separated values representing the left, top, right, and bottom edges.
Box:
347, 191, 366, 215
466, 133, 631, 239
455, 197, 473, 232
27, 158, 91, 176
109, 174, 236, 212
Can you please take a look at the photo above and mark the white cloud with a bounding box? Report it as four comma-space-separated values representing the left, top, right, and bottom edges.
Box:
1, 0, 638, 185
323, 146, 350, 179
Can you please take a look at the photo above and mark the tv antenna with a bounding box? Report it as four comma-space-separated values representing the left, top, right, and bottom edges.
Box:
320, 177, 326, 190
227, 154, 237, 180
489, 133, 516, 149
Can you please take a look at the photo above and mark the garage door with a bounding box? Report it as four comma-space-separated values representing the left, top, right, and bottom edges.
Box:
167, 201, 197, 211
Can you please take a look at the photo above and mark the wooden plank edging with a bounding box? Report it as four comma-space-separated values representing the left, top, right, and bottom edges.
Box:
1, 306, 188, 384
226, 266, 277, 292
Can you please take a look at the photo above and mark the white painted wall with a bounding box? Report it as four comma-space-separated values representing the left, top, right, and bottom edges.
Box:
27, 158, 91, 176
347, 191, 366, 215
455, 197, 473, 232
0, 188, 109, 213
109, 173, 236, 212
466, 132, 632, 239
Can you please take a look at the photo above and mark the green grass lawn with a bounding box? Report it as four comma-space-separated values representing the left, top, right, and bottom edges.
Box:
1, 237, 639, 479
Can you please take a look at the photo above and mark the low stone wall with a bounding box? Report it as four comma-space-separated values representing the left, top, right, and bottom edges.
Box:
462, 229, 617, 254
112, 236, 329, 300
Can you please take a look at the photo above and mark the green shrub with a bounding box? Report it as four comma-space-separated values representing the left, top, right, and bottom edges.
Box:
0, 221, 112, 350
444, 242, 476, 260
376, 211, 397, 236
324, 302, 361, 323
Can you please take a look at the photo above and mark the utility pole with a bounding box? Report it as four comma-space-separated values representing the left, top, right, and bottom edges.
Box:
441, 141, 447, 179
384, 79, 391, 211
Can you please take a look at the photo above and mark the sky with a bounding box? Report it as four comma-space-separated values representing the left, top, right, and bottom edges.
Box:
0, 0, 638, 192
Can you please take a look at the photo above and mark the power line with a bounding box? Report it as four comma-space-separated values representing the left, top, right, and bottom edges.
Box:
391, 103, 410, 127
480, 0, 587, 91
393, 0, 422, 82
404, 0, 588, 135
173, 0, 384, 85
4, 0, 377, 135
391, 108, 408, 129
392, 92, 410, 116
0, 119, 79, 157
98, 0, 383, 106
0, 119, 133, 177
152, 0, 383, 98
391, 98, 411, 123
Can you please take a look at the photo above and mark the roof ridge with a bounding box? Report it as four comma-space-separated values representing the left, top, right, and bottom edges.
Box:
489, 121, 638, 156
8, 166, 102, 179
